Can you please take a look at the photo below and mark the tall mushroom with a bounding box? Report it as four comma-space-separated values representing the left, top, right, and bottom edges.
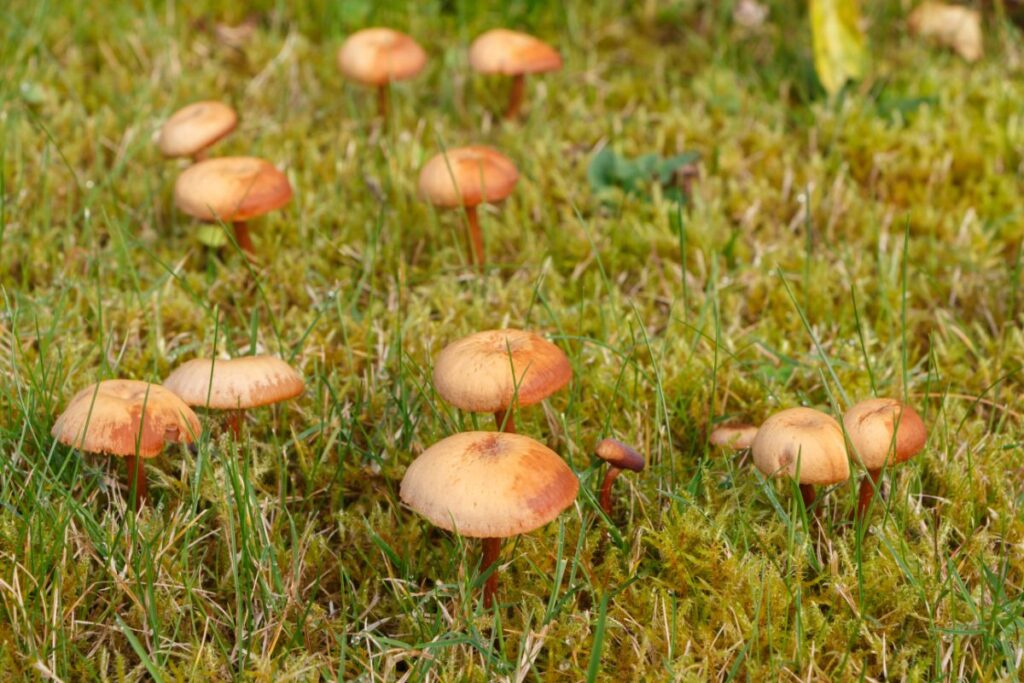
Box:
433, 328, 571, 434
158, 101, 238, 162
174, 156, 292, 258
469, 29, 562, 120
751, 407, 850, 510
400, 431, 578, 607
594, 438, 645, 517
418, 146, 518, 269
51, 380, 201, 510
843, 398, 927, 520
337, 28, 427, 118
162, 356, 304, 436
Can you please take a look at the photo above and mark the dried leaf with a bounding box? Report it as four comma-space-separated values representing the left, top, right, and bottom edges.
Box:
908, 2, 983, 63
809, 0, 867, 96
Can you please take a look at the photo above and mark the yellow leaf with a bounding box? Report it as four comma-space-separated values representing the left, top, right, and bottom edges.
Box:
908, 2, 983, 63
809, 0, 867, 96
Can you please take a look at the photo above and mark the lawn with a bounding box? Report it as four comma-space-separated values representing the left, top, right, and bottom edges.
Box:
2, 0, 1023, 680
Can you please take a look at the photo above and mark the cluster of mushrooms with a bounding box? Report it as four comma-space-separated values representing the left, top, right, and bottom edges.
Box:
159, 27, 558, 267
714, 399, 927, 521
52, 26, 932, 610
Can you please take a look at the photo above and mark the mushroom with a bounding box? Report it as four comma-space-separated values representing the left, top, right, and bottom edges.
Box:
751, 407, 850, 510
709, 424, 758, 451
433, 329, 571, 434
400, 431, 578, 607
158, 101, 238, 162
337, 28, 427, 118
418, 146, 518, 269
843, 398, 926, 520
468, 29, 562, 119
174, 156, 292, 257
162, 356, 304, 436
594, 438, 644, 517
51, 380, 201, 510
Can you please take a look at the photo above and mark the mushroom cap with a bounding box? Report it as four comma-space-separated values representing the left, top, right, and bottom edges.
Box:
751, 408, 850, 485
709, 424, 758, 450
163, 356, 304, 410
337, 28, 427, 86
418, 146, 518, 208
843, 398, 926, 471
174, 156, 293, 222
52, 380, 201, 458
433, 329, 571, 414
468, 29, 562, 75
595, 438, 645, 472
400, 431, 578, 538
158, 101, 238, 158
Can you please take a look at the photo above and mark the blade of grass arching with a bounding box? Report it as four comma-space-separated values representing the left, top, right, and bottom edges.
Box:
115, 614, 166, 683
777, 267, 850, 406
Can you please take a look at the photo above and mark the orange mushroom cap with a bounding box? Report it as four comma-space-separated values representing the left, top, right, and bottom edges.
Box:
469, 29, 562, 75
174, 157, 292, 222
418, 146, 518, 208
843, 398, 926, 470
400, 431, 578, 538
337, 28, 427, 86
158, 101, 238, 158
433, 329, 571, 414
163, 356, 304, 410
751, 408, 850, 486
52, 380, 201, 458
595, 438, 645, 472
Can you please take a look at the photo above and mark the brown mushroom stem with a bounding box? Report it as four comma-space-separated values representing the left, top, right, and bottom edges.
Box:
193, 149, 208, 163
125, 455, 148, 511
599, 466, 622, 516
225, 410, 244, 438
856, 468, 883, 520
799, 483, 816, 509
233, 221, 255, 256
493, 408, 516, 434
481, 537, 501, 608
465, 205, 485, 269
377, 84, 389, 119
505, 74, 525, 120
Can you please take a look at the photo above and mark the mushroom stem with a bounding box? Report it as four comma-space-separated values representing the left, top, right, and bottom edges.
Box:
481, 537, 501, 608
505, 73, 525, 120
799, 483, 816, 509
233, 221, 256, 257
193, 148, 208, 163
125, 455, 148, 511
599, 466, 622, 516
493, 409, 516, 434
377, 84, 389, 119
225, 410, 245, 438
465, 204, 485, 269
856, 468, 883, 520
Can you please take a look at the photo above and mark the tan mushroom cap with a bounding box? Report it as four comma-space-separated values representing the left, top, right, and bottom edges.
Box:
400, 431, 578, 538
52, 380, 201, 458
418, 146, 518, 208
158, 101, 238, 158
595, 439, 645, 472
174, 156, 293, 222
433, 329, 571, 414
709, 424, 758, 450
337, 28, 427, 86
469, 29, 562, 75
163, 356, 304, 410
751, 408, 850, 485
843, 398, 926, 470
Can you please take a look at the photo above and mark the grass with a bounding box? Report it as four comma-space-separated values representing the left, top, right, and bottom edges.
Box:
2, 0, 1023, 679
